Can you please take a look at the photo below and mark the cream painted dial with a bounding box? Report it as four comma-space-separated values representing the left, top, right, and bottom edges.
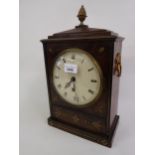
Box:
52, 48, 102, 106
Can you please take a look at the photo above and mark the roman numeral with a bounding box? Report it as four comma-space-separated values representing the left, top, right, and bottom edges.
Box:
73, 96, 79, 102
91, 79, 97, 83
88, 89, 94, 94
88, 67, 94, 72
81, 59, 84, 64
56, 66, 61, 70
62, 58, 66, 63
64, 92, 67, 97
54, 75, 59, 79
57, 84, 61, 89
71, 54, 75, 59
82, 96, 86, 100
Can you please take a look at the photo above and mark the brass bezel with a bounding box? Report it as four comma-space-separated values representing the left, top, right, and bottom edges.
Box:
51, 48, 104, 108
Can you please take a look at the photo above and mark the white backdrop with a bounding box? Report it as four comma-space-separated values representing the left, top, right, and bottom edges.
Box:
20, 0, 135, 155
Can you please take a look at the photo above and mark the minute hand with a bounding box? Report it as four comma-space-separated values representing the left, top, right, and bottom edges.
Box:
64, 80, 72, 89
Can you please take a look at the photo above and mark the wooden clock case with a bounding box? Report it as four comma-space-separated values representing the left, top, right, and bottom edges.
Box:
41, 9, 124, 147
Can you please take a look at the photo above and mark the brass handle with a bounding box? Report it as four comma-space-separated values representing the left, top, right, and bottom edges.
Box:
114, 53, 122, 77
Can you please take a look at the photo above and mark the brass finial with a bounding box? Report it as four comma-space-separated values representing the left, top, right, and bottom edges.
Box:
77, 5, 87, 25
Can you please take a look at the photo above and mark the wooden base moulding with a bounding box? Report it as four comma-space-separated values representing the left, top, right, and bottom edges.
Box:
48, 115, 119, 147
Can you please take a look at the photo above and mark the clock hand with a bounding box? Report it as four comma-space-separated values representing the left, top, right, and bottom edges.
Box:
72, 82, 80, 102
64, 80, 72, 89
65, 77, 76, 89
71, 77, 76, 92
72, 82, 76, 92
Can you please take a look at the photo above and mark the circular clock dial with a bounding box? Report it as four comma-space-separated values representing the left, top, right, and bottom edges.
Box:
52, 48, 102, 106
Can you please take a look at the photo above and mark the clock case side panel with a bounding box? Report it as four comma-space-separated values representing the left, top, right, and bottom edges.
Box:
109, 38, 123, 128
41, 42, 53, 115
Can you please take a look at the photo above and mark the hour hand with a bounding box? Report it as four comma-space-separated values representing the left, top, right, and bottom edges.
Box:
72, 82, 76, 92
64, 77, 76, 89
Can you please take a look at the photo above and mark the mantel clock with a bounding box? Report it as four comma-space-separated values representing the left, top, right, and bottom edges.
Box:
41, 6, 124, 147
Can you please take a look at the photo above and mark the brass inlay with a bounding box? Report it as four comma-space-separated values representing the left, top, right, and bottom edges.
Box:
72, 115, 80, 123
114, 53, 122, 77
100, 139, 108, 145
92, 122, 102, 129
99, 47, 105, 53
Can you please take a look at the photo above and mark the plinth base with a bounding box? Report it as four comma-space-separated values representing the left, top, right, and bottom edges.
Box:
48, 115, 119, 147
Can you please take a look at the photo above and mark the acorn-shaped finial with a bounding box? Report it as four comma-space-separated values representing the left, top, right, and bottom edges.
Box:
77, 5, 87, 25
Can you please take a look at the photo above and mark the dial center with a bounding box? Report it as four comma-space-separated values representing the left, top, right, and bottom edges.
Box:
71, 76, 76, 82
